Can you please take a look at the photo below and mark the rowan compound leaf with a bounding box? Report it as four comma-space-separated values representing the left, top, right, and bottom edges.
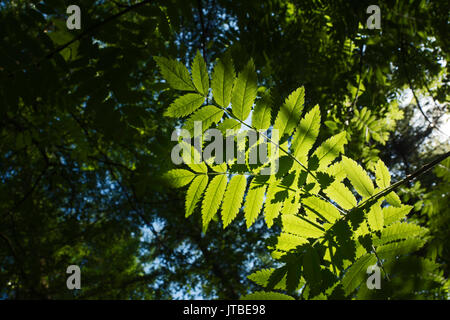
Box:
281, 214, 324, 239
382, 205, 412, 226
367, 200, 384, 231
252, 93, 272, 130
266, 266, 288, 290
273, 87, 305, 139
154, 56, 195, 91
212, 55, 235, 107
202, 175, 227, 228
281, 193, 301, 216
286, 254, 303, 292
179, 141, 208, 174
341, 156, 375, 198
248, 268, 275, 287
373, 222, 428, 246
374, 159, 391, 189
303, 195, 341, 224
341, 253, 377, 295
264, 177, 285, 228
191, 50, 209, 96
185, 175, 208, 217
164, 93, 205, 117
217, 118, 241, 135
163, 169, 197, 188
231, 60, 257, 121
312, 132, 347, 170
385, 191, 402, 207
210, 162, 227, 173
292, 104, 321, 164
327, 161, 346, 183
244, 178, 267, 228
323, 181, 357, 210
221, 175, 247, 228
276, 233, 308, 252
377, 238, 427, 260
183, 105, 224, 134
303, 246, 322, 285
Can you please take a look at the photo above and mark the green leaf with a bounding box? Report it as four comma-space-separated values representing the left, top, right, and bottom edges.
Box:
303, 195, 341, 224
163, 169, 197, 188
367, 200, 383, 231
164, 93, 205, 117
286, 254, 303, 292
312, 132, 347, 170
221, 175, 247, 228
281, 214, 324, 239
377, 238, 427, 259
374, 159, 391, 189
292, 104, 321, 164
244, 178, 267, 228
209, 162, 227, 173
327, 161, 346, 182
247, 268, 291, 290
276, 232, 308, 252
217, 118, 241, 135
185, 175, 208, 217
191, 50, 209, 96
179, 141, 208, 174
231, 60, 257, 121
211, 55, 235, 107
373, 222, 428, 246
248, 268, 275, 287
202, 175, 227, 228
341, 253, 377, 295
303, 246, 322, 285
281, 193, 301, 216
273, 87, 305, 139
241, 291, 294, 300
385, 191, 402, 207
323, 181, 357, 210
252, 93, 272, 130
264, 177, 285, 228
154, 56, 195, 91
182, 105, 224, 134
383, 205, 412, 226
341, 156, 375, 198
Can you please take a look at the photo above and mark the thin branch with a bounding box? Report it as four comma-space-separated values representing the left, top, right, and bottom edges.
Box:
399, 37, 449, 138
372, 244, 391, 281
212, 103, 349, 217
351, 44, 365, 110
196, 0, 208, 63
357, 151, 450, 210
9, 0, 154, 76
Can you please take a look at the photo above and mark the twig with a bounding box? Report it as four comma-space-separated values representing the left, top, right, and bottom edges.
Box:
196, 0, 208, 63
351, 44, 365, 110
400, 38, 449, 138
357, 151, 450, 210
9, 0, 154, 76
372, 245, 390, 281
211, 103, 350, 217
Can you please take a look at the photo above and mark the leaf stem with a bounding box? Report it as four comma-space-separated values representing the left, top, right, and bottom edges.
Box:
212, 103, 349, 217
357, 151, 450, 210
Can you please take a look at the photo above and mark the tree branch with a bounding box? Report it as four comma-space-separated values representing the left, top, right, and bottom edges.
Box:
10, 0, 154, 76
357, 151, 450, 211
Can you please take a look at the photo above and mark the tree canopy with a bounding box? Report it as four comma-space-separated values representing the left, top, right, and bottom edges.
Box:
0, 0, 448, 299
